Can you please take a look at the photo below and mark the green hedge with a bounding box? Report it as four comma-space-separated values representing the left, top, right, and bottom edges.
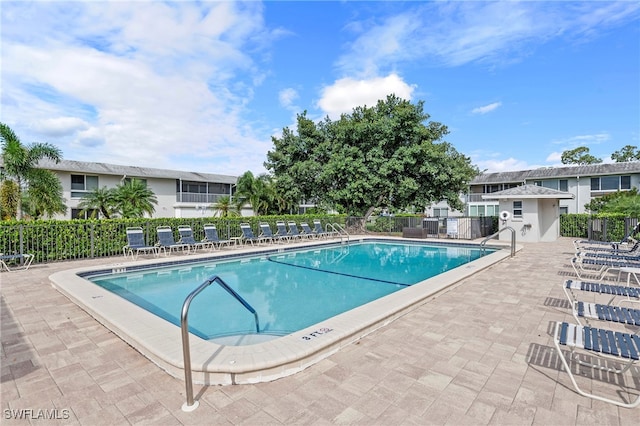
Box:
0, 214, 346, 264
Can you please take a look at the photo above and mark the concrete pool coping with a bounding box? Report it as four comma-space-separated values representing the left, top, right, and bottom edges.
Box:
49, 236, 519, 386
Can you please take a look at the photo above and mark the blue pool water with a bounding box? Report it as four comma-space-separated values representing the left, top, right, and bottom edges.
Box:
89, 241, 489, 341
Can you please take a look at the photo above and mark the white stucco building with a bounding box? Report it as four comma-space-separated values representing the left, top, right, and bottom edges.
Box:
427, 162, 640, 218
34, 159, 238, 219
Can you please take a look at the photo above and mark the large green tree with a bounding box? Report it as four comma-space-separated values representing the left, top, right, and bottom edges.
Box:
560, 147, 602, 165
265, 95, 478, 218
611, 145, 640, 162
584, 188, 640, 215
0, 122, 65, 219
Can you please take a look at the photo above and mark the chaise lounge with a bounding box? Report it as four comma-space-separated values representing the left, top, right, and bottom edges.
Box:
0, 253, 34, 272
123, 227, 158, 260
553, 321, 640, 408
202, 224, 232, 249
178, 225, 208, 252
156, 226, 190, 255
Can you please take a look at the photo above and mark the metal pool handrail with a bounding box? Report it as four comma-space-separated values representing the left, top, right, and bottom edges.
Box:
328, 223, 349, 243
480, 226, 516, 257
181, 275, 260, 411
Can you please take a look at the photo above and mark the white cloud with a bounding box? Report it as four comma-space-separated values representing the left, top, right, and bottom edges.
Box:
336, 1, 640, 75
475, 157, 539, 173
74, 127, 105, 148
33, 117, 89, 137
552, 133, 611, 146
472, 102, 502, 115
546, 152, 563, 163
317, 74, 415, 119
1, 1, 273, 175
279, 88, 299, 109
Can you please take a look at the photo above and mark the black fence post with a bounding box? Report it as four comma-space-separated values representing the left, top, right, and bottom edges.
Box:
19, 224, 24, 259
90, 223, 95, 258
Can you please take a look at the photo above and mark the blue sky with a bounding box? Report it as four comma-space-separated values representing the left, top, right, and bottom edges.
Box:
2, 1, 639, 176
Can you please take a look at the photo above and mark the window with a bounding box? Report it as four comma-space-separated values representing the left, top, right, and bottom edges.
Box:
559, 206, 569, 215
433, 208, 448, 217
208, 183, 229, 194
590, 175, 632, 191
468, 204, 498, 217
533, 179, 568, 191
601, 176, 619, 191
70, 175, 98, 198
513, 201, 523, 218
621, 176, 631, 190
486, 204, 499, 216
71, 208, 99, 219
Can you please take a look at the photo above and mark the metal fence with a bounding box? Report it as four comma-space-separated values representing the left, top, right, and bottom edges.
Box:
559, 215, 639, 242
2, 215, 637, 266
354, 215, 497, 240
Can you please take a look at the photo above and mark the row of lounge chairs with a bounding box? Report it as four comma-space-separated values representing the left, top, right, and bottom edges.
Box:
242, 221, 338, 246
123, 220, 341, 259
571, 237, 640, 283
554, 238, 640, 408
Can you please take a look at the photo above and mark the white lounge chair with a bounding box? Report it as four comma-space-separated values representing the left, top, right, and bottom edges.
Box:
202, 224, 231, 250
275, 221, 292, 243
300, 222, 318, 239
570, 256, 640, 281
0, 253, 34, 272
562, 279, 640, 306
260, 222, 287, 244
178, 225, 208, 252
288, 222, 312, 240
571, 301, 640, 327
123, 227, 158, 260
553, 321, 640, 408
240, 223, 270, 246
156, 226, 190, 255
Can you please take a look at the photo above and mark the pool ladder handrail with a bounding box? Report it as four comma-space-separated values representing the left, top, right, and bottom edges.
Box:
181, 275, 260, 411
327, 223, 349, 243
480, 226, 516, 257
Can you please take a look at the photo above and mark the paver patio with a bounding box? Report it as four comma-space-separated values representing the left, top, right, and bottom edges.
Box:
1, 237, 638, 425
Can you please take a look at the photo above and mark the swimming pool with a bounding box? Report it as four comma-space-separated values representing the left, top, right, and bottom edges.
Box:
50, 236, 515, 385
87, 242, 487, 343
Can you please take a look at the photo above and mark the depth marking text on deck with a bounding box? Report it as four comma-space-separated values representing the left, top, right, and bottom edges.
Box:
301, 327, 333, 340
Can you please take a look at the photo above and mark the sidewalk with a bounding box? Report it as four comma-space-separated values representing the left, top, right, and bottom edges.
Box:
1, 237, 638, 425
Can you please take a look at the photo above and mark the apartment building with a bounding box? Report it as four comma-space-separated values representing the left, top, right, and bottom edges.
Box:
427, 162, 640, 218
34, 159, 238, 219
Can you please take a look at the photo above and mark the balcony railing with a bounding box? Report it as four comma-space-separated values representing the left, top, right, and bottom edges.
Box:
175, 193, 228, 204
465, 193, 492, 203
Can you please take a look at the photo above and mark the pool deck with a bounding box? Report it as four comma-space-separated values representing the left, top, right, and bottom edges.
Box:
1, 236, 638, 425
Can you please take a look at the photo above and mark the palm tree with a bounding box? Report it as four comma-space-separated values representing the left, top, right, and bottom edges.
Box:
77, 186, 117, 219
235, 171, 275, 216
22, 169, 66, 219
1, 122, 64, 219
211, 195, 239, 217
113, 178, 157, 218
